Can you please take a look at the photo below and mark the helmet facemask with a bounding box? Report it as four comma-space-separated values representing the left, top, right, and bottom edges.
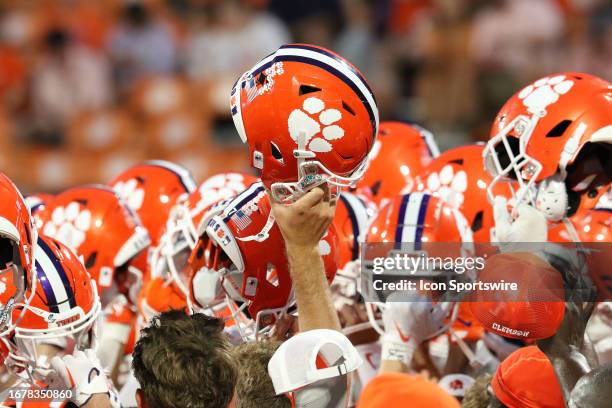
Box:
484, 113, 544, 211
270, 130, 367, 203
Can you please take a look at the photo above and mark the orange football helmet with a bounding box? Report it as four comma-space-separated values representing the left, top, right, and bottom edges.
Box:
109, 160, 196, 290
25, 192, 54, 231
108, 160, 196, 245
483, 73, 612, 220
0, 173, 36, 336
190, 182, 339, 340
330, 192, 376, 302
356, 121, 439, 206
415, 144, 513, 243
138, 276, 189, 328
6, 234, 100, 384
231, 44, 379, 202
361, 193, 472, 330
38, 186, 150, 304
150, 173, 258, 300
334, 192, 376, 271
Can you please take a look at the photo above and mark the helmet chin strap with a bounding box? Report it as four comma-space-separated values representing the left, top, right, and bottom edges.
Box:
236, 213, 276, 242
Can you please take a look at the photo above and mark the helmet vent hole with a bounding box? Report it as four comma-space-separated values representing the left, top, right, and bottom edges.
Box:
342, 101, 355, 116
546, 120, 572, 138
270, 142, 284, 162
85, 252, 97, 269
573, 75, 583, 80
449, 159, 464, 166
370, 180, 382, 196
471, 211, 484, 233
266, 263, 279, 287
299, 84, 321, 95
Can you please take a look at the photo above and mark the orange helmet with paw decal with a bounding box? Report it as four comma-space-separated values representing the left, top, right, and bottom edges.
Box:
231, 44, 378, 202
484, 73, 612, 220
38, 186, 150, 301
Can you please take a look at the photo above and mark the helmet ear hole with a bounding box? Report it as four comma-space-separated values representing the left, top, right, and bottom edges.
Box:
471, 211, 484, 233
270, 142, 284, 162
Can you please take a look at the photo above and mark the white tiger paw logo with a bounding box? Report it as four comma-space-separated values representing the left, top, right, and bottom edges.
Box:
42, 202, 92, 250
113, 179, 145, 211
518, 75, 574, 115
426, 165, 467, 208
0, 279, 6, 295
288, 97, 344, 153
198, 173, 250, 209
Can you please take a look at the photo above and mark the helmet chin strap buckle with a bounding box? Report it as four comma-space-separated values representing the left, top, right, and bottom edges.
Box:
293, 149, 316, 159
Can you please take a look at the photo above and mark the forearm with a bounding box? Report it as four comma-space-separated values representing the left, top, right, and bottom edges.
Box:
287, 244, 341, 332
547, 349, 591, 403
380, 359, 408, 373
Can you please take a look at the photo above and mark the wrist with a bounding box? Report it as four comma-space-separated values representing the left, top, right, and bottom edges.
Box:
381, 336, 417, 366
285, 242, 319, 256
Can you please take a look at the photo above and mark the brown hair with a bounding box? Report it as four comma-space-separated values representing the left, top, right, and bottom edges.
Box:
232, 341, 291, 408
132, 309, 238, 408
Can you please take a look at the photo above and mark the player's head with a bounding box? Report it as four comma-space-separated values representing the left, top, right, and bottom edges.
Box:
132, 309, 237, 408
490, 346, 564, 407
0, 173, 37, 336
6, 234, 100, 384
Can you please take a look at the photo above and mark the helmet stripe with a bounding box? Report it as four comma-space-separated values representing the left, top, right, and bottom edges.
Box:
339, 194, 361, 261
35, 259, 59, 314
395, 194, 411, 245
271, 53, 378, 137
36, 238, 76, 313
280, 44, 375, 97
414, 194, 431, 250
143, 160, 197, 193
222, 182, 265, 222
395, 193, 430, 250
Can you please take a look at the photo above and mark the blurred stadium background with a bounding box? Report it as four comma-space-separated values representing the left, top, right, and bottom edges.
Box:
0, 0, 610, 194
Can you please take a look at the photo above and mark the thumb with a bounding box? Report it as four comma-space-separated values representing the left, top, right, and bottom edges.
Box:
50, 356, 75, 388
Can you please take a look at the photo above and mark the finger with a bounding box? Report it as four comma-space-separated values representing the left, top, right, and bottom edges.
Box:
293, 187, 325, 211
493, 196, 511, 225
50, 356, 74, 387
320, 183, 331, 203
85, 349, 100, 366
